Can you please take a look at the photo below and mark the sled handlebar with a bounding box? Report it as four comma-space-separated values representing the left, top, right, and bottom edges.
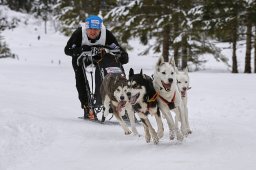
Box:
78, 45, 121, 59
77, 45, 122, 66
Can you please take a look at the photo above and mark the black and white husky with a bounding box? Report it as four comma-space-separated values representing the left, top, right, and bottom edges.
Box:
153, 57, 190, 141
128, 68, 164, 144
100, 73, 138, 135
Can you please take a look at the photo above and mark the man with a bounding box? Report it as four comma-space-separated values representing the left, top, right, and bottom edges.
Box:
64, 15, 128, 120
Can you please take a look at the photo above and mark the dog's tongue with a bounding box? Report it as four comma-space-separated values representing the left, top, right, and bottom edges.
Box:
161, 81, 171, 91
130, 96, 137, 105
181, 91, 186, 97
117, 101, 126, 113
130, 93, 139, 105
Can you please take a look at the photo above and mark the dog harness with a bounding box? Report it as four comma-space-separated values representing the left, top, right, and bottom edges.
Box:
132, 92, 158, 115
147, 92, 158, 103
158, 92, 176, 110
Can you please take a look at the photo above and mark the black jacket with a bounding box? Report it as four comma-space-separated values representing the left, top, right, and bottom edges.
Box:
64, 27, 128, 64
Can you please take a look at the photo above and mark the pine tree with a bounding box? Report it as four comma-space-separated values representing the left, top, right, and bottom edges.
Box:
244, 18, 252, 73
243, 0, 255, 73
254, 26, 256, 73
106, 0, 202, 63
56, 0, 102, 35
0, 34, 12, 58
5, 0, 35, 12
0, 13, 12, 58
202, 0, 247, 73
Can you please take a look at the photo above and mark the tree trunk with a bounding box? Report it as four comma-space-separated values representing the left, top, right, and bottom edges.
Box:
162, 24, 170, 62
244, 20, 252, 73
44, 20, 47, 34
173, 14, 179, 67
254, 26, 256, 73
181, 35, 188, 69
173, 44, 179, 67
232, 17, 238, 73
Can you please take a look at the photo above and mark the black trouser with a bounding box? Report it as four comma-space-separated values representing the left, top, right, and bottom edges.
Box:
72, 57, 88, 108
71, 55, 125, 108
72, 57, 103, 108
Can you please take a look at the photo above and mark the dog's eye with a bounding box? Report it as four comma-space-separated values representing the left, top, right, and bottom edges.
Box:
162, 72, 166, 75
171, 72, 174, 75
117, 89, 120, 92
177, 81, 181, 84
185, 81, 188, 83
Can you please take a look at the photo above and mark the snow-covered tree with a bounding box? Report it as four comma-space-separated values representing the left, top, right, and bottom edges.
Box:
0, 11, 13, 59
55, 0, 103, 35
106, 0, 210, 69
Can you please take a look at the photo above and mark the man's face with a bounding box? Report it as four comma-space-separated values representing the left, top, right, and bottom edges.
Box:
86, 28, 101, 39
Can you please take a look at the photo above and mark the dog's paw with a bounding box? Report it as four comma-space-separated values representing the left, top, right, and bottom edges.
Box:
176, 131, 184, 141
133, 133, 142, 137
188, 129, 192, 134
131, 127, 139, 136
152, 135, 159, 144
131, 129, 141, 137
125, 130, 132, 135
145, 134, 151, 143
181, 128, 190, 137
169, 129, 175, 140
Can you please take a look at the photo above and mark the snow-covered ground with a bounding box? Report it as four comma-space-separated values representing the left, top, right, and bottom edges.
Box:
1, 6, 256, 170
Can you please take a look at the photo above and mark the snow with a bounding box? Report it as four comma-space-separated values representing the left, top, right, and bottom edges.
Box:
1, 7, 256, 170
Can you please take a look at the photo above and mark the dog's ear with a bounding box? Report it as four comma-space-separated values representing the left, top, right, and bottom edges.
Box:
156, 57, 164, 66
174, 66, 179, 75
184, 67, 189, 74
140, 69, 143, 75
156, 57, 164, 72
169, 57, 176, 67
129, 68, 134, 79
140, 69, 147, 79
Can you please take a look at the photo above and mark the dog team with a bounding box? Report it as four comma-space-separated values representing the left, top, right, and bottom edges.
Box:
100, 56, 192, 144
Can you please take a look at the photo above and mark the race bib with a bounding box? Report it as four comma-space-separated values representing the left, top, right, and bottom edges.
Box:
105, 67, 123, 74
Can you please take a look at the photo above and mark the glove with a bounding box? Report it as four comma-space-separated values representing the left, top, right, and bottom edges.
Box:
73, 45, 92, 57
118, 51, 129, 64
92, 48, 106, 62
99, 48, 106, 56
92, 54, 102, 62
73, 47, 82, 57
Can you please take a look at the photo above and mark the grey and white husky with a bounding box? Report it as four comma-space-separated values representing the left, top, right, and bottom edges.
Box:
100, 73, 138, 135
153, 57, 190, 141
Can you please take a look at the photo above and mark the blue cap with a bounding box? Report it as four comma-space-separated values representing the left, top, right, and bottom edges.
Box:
85, 16, 103, 30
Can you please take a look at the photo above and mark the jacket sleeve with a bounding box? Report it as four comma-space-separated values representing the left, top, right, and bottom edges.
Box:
105, 30, 129, 64
64, 28, 82, 57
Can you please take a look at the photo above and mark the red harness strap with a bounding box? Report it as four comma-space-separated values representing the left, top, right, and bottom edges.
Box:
158, 92, 176, 105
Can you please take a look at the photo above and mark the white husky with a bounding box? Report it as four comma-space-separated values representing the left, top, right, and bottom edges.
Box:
153, 57, 190, 141
174, 67, 192, 134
